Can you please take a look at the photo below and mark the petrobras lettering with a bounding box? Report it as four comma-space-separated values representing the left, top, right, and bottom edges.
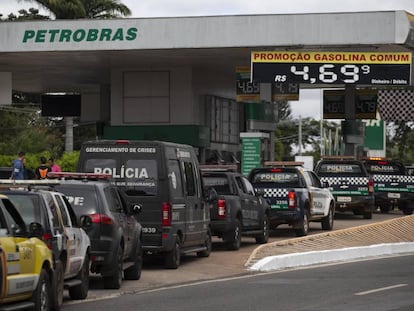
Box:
94, 166, 149, 179
22, 27, 138, 44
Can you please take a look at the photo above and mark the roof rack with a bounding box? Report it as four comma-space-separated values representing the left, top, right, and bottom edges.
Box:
199, 164, 238, 172
263, 161, 304, 167
321, 156, 356, 160
47, 172, 112, 180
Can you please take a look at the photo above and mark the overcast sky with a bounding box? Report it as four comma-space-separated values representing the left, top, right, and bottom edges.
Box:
3, 0, 414, 119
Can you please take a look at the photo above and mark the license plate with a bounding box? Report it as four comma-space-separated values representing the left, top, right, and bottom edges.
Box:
388, 193, 400, 199
337, 196, 351, 203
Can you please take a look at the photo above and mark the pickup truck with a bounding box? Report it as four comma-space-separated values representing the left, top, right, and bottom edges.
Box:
314, 157, 375, 219
201, 165, 270, 250
248, 162, 336, 237
362, 158, 414, 215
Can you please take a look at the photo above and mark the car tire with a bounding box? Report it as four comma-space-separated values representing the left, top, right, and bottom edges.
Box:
363, 211, 373, 219
321, 205, 334, 230
295, 209, 309, 237
103, 246, 123, 289
32, 268, 50, 311
403, 208, 413, 215
124, 243, 143, 280
51, 260, 64, 311
226, 218, 242, 250
255, 214, 270, 244
165, 236, 181, 269
197, 227, 212, 257
69, 255, 89, 299
380, 205, 390, 213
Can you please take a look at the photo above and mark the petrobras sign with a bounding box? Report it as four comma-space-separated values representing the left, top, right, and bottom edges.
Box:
0, 19, 144, 52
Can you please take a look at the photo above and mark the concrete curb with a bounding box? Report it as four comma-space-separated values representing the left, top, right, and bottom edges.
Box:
249, 242, 414, 272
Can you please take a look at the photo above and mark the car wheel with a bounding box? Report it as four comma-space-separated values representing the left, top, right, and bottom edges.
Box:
363, 211, 373, 219
226, 218, 242, 250
69, 255, 89, 299
51, 260, 64, 311
197, 227, 212, 257
403, 208, 413, 215
165, 236, 181, 269
255, 214, 270, 244
321, 206, 334, 230
103, 246, 123, 289
32, 268, 50, 311
295, 209, 309, 237
380, 205, 390, 213
124, 243, 143, 280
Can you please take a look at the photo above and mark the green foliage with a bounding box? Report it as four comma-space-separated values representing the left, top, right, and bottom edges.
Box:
24, 0, 131, 19
59, 151, 80, 172
0, 8, 49, 21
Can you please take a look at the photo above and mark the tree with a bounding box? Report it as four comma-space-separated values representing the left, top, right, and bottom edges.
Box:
24, 0, 131, 19
0, 8, 49, 21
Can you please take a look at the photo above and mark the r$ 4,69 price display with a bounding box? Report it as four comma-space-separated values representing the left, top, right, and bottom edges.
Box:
251, 51, 411, 85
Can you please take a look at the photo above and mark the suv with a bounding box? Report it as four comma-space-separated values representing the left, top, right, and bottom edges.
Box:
0, 180, 92, 310
248, 162, 336, 236
201, 165, 270, 250
51, 172, 143, 289
0, 193, 53, 311
314, 157, 375, 219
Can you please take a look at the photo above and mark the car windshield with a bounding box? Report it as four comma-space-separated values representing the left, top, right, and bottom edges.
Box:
250, 171, 300, 187
316, 163, 365, 177
56, 186, 99, 216
203, 176, 231, 195
365, 162, 405, 175
5, 194, 41, 226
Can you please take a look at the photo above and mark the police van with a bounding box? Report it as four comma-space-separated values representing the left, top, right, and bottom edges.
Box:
77, 140, 212, 269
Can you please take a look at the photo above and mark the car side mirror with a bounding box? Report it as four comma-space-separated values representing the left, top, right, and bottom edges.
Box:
323, 181, 330, 188
28, 222, 44, 238
205, 187, 218, 203
80, 215, 93, 228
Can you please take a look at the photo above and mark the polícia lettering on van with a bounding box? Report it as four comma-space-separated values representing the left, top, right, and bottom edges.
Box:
94, 166, 149, 178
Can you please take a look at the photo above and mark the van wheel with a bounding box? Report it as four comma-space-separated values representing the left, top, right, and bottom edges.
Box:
380, 205, 390, 213
124, 243, 143, 280
165, 236, 181, 269
69, 255, 89, 299
51, 260, 64, 310
32, 268, 50, 311
103, 246, 123, 289
226, 218, 242, 250
255, 214, 269, 244
197, 228, 212, 257
294, 210, 309, 237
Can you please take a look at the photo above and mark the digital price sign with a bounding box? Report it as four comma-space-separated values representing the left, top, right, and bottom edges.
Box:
251, 51, 411, 85
323, 89, 377, 119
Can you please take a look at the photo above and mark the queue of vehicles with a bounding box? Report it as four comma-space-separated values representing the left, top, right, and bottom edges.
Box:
0, 139, 412, 310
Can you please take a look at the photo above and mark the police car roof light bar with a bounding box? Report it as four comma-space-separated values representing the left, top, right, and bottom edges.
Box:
263, 161, 304, 167
199, 164, 238, 171
0, 179, 60, 189
321, 156, 356, 160
47, 172, 112, 180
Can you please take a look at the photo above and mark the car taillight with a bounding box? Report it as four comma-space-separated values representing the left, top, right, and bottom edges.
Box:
162, 202, 172, 227
368, 178, 374, 194
288, 191, 296, 209
42, 232, 53, 250
217, 199, 226, 219
89, 214, 114, 225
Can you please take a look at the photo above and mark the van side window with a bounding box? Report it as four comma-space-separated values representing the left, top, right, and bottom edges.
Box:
183, 161, 196, 196
168, 160, 183, 199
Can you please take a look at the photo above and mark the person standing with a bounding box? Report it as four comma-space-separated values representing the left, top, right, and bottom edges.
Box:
48, 158, 62, 172
35, 156, 51, 179
11, 151, 25, 180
